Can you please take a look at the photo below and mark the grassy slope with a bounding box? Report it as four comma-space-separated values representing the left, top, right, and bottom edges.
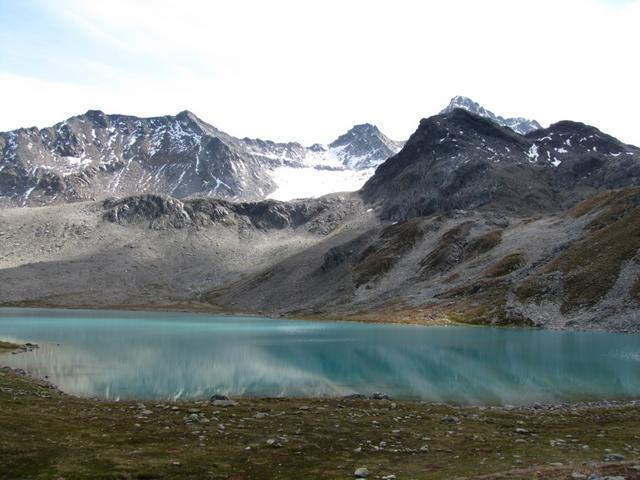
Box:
1, 370, 639, 480
518, 187, 640, 313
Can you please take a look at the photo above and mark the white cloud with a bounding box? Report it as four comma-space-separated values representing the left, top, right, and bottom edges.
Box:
1, 0, 639, 145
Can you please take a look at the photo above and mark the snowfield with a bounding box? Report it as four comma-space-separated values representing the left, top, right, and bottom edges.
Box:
267, 166, 375, 201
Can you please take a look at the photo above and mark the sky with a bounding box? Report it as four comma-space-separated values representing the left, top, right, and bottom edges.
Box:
1, 0, 639, 145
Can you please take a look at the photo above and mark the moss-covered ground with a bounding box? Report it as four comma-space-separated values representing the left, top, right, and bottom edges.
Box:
1, 368, 639, 479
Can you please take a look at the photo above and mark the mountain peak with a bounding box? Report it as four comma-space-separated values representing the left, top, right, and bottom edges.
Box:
175, 110, 204, 124
328, 123, 404, 170
441, 96, 541, 135
347, 123, 381, 134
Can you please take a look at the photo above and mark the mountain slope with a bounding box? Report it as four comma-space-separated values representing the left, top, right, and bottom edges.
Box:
0, 112, 403, 207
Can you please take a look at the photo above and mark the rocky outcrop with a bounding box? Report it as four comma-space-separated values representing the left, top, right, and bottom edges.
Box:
103, 193, 358, 234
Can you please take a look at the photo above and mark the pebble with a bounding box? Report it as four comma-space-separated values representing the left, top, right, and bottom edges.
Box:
603, 453, 625, 462
382, 475, 396, 480
515, 427, 529, 434
354, 467, 369, 478
442, 415, 460, 424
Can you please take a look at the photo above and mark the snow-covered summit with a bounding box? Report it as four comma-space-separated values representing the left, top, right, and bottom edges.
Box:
441, 96, 542, 135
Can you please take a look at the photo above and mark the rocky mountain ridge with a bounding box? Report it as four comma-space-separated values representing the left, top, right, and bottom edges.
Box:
441, 96, 542, 135
0, 110, 402, 207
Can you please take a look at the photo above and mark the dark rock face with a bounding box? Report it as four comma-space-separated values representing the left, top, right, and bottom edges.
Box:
361, 109, 640, 221
441, 96, 541, 135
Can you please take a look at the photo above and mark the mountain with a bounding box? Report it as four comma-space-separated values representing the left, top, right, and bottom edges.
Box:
0, 112, 403, 207
441, 96, 542, 135
362, 108, 640, 220
327, 123, 405, 170
2, 107, 640, 333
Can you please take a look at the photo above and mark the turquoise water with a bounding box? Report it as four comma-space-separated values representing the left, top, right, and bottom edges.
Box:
0, 308, 639, 404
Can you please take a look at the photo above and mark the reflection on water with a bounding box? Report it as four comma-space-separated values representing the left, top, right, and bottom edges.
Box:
0, 308, 639, 403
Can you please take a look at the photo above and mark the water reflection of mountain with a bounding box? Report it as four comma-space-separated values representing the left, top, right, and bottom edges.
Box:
0, 309, 639, 403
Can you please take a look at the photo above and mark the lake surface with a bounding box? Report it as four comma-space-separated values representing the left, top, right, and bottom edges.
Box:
0, 308, 639, 404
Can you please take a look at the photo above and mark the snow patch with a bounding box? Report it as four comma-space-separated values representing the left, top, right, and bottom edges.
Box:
527, 144, 539, 162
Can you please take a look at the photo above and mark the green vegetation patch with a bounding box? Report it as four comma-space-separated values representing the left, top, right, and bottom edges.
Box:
440, 279, 532, 327
420, 221, 474, 276
464, 229, 503, 259
0, 341, 22, 353
353, 218, 425, 286
544, 188, 640, 313
515, 276, 551, 303
485, 253, 526, 278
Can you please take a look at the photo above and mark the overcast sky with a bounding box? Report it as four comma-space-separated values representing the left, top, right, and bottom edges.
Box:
1, 0, 639, 145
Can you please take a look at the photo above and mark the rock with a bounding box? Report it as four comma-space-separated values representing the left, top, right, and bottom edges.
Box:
601, 476, 626, 480
210, 394, 230, 401
371, 392, 390, 400
571, 473, 587, 479
382, 475, 396, 480
353, 447, 362, 453
354, 467, 369, 478
212, 399, 237, 408
254, 412, 269, 419
603, 453, 625, 462
514, 427, 529, 434
266, 438, 281, 448
442, 415, 460, 424
419, 445, 429, 453
343, 394, 367, 400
